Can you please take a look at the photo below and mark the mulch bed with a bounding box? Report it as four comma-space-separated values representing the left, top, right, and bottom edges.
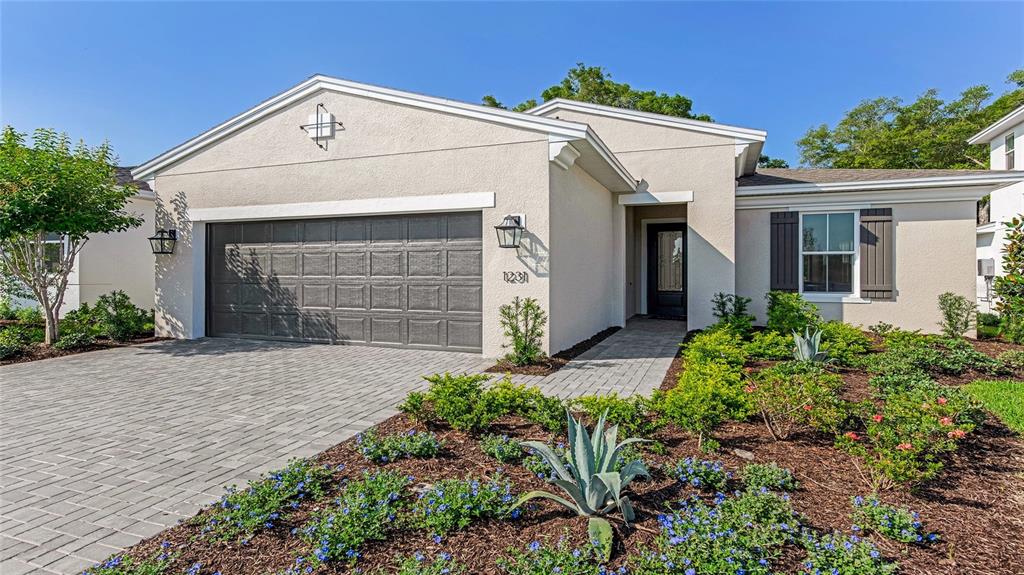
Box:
0, 334, 166, 366
484, 326, 621, 376
104, 336, 1024, 575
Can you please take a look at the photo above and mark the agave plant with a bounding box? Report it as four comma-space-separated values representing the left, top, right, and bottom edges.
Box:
514, 410, 648, 559
793, 327, 828, 362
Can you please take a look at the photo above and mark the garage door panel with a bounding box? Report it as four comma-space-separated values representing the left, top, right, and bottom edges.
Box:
208, 212, 481, 351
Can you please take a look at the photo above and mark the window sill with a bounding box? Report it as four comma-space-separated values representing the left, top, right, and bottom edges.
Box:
801, 294, 871, 304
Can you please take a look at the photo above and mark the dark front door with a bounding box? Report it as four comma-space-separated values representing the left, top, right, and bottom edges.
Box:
647, 222, 686, 318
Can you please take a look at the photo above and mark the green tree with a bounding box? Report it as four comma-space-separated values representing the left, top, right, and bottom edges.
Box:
758, 154, 790, 168
0, 127, 142, 344
483, 63, 710, 120
797, 70, 1024, 169
994, 216, 1024, 343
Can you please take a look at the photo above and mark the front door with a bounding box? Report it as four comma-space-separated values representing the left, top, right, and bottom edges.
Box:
647, 222, 686, 318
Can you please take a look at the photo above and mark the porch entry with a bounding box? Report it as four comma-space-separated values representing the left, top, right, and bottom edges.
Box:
646, 222, 687, 318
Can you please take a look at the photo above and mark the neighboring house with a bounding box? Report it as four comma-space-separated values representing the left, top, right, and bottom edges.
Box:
969, 104, 1024, 313
9, 168, 156, 314
131, 76, 1024, 357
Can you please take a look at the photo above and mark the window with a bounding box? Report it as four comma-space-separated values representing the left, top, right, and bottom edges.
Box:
801, 212, 855, 294
1007, 133, 1015, 170
42, 233, 65, 273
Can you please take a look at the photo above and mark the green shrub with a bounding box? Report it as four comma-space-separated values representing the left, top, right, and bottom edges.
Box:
497, 538, 606, 575
683, 328, 748, 368
744, 330, 792, 360
356, 429, 441, 463
401, 373, 498, 433
54, 328, 96, 351
0, 298, 17, 321
94, 291, 151, 342
61, 302, 101, 336
741, 463, 799, 492
571, 392, 665, 438
765, 291, 819, 334
747, 361, 847, 440
486, 378, 566, 432
867, 373, 935, 397
662, 361, 751, 449
711, 292, 755, 335
299, 470, 409, 567
937, 291, 977, 338
0, 327, 27, 359
498, 296, 547, 366
14, 305, 42, 325
632, 490, 800, 575
819, 321, 872, 366
409, 474, 517, 534
978, 312, 1000, 328
801, 530, 896, 575
866, 331, 1004, 377
480, 434, 524, 463
665, 457, 729, 490
386, 553, 465, 575
851, 495, 937, 544
868, 322, 896, 338
998, 349, 1024, 371
202, 458, 334, 541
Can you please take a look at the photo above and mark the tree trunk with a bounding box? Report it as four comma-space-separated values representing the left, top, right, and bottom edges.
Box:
43, 305, 58, 345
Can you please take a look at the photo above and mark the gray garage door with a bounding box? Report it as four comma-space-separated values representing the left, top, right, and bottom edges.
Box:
206, 212, 483, 351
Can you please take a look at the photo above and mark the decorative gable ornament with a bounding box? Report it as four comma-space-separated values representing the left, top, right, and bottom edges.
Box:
299, 103, 344, 150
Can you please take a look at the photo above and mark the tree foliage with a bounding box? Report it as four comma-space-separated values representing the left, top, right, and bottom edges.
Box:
0, 127, 142, 344
482, 63, 711, 120
797, 70, 1024, 169
994, 216, 1024, 343
758, 154, 789, 168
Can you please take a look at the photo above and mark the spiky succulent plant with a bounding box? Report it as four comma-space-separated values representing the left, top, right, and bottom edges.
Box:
793, 327, 828, 363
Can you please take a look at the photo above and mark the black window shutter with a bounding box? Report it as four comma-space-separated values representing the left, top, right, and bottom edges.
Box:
770, 212, 799, 292
860, 208, 894, 300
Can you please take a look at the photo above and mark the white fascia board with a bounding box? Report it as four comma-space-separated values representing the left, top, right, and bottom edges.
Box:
735, 185, 1000, 210
188, 192, 495, 223
968, 104, 1024, 145
618, 190, 693, 206
132, 75, 593, 180
736, 172, 1024, 196
527, 99, 767, 142
583, 127, 637, 191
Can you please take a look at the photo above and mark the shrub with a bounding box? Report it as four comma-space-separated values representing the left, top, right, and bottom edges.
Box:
711, 292, 755, 335
299, 470, 409, 567
632, 490, 800, 575
55, 328, 96, 351
868, 322, 896, 338
665, 457, 729, 490
202, 459, 334, 541
683, 328, 748, 368
409, 475, 518, 535
935, 337, 1005, 375
819, 321, 872, 365
866, 331, 1004, 377
0, 298, 17, 321
662, 361, 751, 449
851, 495, 938, 544
94, 291, 151, 342
14, 305, 42, 325
747, 361, 847, 440
800, 530, 896, 575
498, 296, 547, 366
766, 291, 819, 334
356, 429, 441, 463
480, 434, 524, 463
998, 349, 1024, 371
993, 216, 1024, 343
497, 538, 606, 575
978, 312, 1000, 328
868, 373, 935, 397
937, 292, 977, 338
741, 463, 799, 492
486, 378, 566, 432
745, 330, 792, 360
571, 392, 665, 438
389, 553, 464, 575
0, 327, 27, 359
401, 373, 498, 433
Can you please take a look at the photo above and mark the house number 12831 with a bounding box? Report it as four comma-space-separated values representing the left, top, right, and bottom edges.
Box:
503, 271, 529, 284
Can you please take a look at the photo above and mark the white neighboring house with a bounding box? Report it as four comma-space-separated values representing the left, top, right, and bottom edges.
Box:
9, 167, 156, 315
970, 105, 1024, 312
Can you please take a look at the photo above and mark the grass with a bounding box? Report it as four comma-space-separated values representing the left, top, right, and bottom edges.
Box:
966, 379, 1024, 434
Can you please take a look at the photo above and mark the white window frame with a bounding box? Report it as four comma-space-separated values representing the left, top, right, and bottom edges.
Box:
1006, 133, 1015, 171
797, 210, 867, 303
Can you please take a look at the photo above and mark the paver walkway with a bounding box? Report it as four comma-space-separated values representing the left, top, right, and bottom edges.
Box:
0, 317, 684, 574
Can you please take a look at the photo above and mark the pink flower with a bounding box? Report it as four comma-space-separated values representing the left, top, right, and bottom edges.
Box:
744, 385, 756, 393
872, 414, 883, 423
896, 442, 913, 451
937, 397, 948, 405
947, 429, 966, 440
940, 417, 953, 426
803, 404, 813, 411
844, 431, 860, 441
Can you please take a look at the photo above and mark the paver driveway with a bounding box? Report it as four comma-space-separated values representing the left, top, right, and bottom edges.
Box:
0, 339, 490, 575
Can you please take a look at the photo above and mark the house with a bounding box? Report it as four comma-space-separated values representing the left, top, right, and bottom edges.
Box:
969, 104, 1024, 313
9, 168, 156, 314
131, 75, 1024, 357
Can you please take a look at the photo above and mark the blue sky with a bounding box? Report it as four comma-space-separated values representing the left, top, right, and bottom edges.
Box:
2, 1, 1022, 167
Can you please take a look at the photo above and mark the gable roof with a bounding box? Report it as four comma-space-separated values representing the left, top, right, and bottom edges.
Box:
131, 75, 636, 192
968, 104, 1024, 145
525, 99, 766, 175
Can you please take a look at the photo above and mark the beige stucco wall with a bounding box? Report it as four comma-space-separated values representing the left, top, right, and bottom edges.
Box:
548, 163, 619, 353
152, 88, 552, 357
539, 110, 736, 329
736, 200, 978, 333
77, 196, 156, 310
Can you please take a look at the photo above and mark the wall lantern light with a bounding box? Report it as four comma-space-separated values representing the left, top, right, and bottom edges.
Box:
494, 215, 525, 249
148, 229, 177, 254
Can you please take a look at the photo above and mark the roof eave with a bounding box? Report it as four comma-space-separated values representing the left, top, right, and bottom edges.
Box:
967, 104, 1024, 145
736, 172, 1024, 197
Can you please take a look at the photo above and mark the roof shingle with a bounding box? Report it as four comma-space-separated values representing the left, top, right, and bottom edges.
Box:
115, 166, 151, 192
737, 168, 999, 187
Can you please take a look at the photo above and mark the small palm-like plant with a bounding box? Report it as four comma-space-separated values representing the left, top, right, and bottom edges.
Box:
793, 327, 828, 362
514, 410, 648, 559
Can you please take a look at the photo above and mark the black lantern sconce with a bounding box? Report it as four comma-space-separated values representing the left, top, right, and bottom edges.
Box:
494, 215, 525, 249
148, 229, 177, 255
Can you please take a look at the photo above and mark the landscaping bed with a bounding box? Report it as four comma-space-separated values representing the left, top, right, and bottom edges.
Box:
485, 326, 621, 376
0, 334, 164, 365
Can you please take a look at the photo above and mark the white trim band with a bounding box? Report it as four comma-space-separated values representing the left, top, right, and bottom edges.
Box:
618, 190, 694, 206
188, 192, 496, 223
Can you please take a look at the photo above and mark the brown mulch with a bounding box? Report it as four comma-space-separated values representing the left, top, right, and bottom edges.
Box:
108, 336, 1024, 575
484, 326, 621, 376
0, 335, 167, 366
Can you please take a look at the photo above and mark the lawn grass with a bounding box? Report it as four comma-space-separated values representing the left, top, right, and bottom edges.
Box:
967, 379, 1024, 434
